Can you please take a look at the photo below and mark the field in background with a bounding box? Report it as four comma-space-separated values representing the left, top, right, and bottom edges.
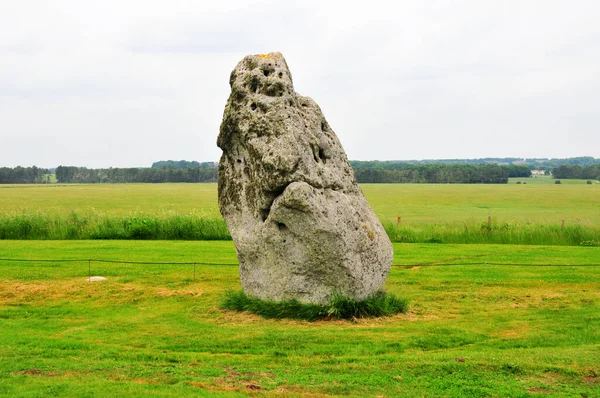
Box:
2, 183, 599, 245
2, 182, 599, 224
0, 183, 220, 216
509, 175, 597, 184
0, 240, 599, 396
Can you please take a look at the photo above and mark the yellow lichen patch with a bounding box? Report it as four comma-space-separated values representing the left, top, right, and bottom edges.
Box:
362, 225, 375, 241
257, 52, 282, 61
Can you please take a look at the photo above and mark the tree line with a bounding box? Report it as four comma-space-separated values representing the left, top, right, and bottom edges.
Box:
0, 166, 50, 184
349, 161, 531, 178
1, 163, 533, 184
551, 165, 600, 180
368, 156, 599, 171
151, 160, 216, 169
55, 166, 217, 183
351, 164, 525, 184
525, 156, 599, 170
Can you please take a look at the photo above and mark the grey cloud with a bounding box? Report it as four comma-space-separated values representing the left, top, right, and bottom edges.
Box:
0, 0, 599, 167
126, 3, 321, 55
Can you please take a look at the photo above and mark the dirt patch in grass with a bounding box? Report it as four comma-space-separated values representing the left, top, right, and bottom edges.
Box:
133, 378, 160, 385
493, 326, 530, 338
16, 369, 88, 378
542, 293, 565, 300
0, 280, 103, 304
0, 283, 48, 302
0, 280, 208, 306
213, 307, 414, 328
191, 367, 278, 394
190, 380, 264, 394
223, 367, 275, 380
155, 288, 203, 297
272, 386, 331, 397
18, 369, 47, 376
528, 387, 552, 393
584, 370, 598, 384
190, 379, 326, 397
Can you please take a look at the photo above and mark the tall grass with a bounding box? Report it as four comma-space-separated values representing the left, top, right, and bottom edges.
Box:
1, 211, 599, 245
383, 219, 600, 246
0, 211, 231, 241
221, 290, 409, 321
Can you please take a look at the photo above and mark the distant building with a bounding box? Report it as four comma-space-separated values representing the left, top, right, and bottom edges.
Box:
531, 170, 545, 175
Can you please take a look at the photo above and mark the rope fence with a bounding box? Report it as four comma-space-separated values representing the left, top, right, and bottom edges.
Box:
394, 262, 600, 267
0, 257, 238, 282
1, 256, 598, 285
1, 258, 599, 267
0, 258, 237, 265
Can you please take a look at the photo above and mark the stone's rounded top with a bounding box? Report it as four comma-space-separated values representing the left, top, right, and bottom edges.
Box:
228, 52, 294, 95
219, 52, 357, 193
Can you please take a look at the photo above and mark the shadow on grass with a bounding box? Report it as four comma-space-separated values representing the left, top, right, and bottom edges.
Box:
220, 290, 409, 321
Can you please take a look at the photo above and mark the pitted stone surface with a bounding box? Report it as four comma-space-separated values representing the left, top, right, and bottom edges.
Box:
217, 52, 393, 304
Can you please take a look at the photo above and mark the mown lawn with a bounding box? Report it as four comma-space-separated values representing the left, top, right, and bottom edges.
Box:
1, 241, 599, 397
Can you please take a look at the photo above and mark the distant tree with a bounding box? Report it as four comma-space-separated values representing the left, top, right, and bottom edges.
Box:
551, 164, 600, 180
0, 166, 49, 184
151, 160, 206, 169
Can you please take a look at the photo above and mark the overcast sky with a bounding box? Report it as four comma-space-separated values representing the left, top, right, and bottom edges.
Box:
1, 1, 599, 168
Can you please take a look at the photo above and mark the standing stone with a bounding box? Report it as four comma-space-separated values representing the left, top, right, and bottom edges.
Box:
217, 52, 393, 304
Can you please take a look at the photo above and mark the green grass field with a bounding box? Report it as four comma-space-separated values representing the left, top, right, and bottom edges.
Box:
509, 175, 599, 185
0, 184, 220, 217
1, 183, 599, 245
2, 182, 600, 224
0, 241, 599, 396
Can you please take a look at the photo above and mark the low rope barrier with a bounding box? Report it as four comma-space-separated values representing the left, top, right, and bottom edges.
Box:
393, 262, 600, 267
0, 258, 599, 267
0, 258, 238, 266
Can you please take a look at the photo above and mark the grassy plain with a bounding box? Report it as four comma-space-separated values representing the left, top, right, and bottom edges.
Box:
3, 182, 599, 245
2, 182, 600, 223
508, 175, 599, 185
0, 240, 599, 397
0, 184, 220, 216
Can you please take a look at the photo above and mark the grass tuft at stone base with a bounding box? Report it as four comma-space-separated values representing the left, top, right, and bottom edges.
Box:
220, 290, 409, 321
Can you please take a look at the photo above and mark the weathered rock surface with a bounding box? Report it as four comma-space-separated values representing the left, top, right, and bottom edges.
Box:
217, 52, 393, 304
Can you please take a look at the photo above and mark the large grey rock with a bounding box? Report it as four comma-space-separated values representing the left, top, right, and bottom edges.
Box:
217, 52, 393, 304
